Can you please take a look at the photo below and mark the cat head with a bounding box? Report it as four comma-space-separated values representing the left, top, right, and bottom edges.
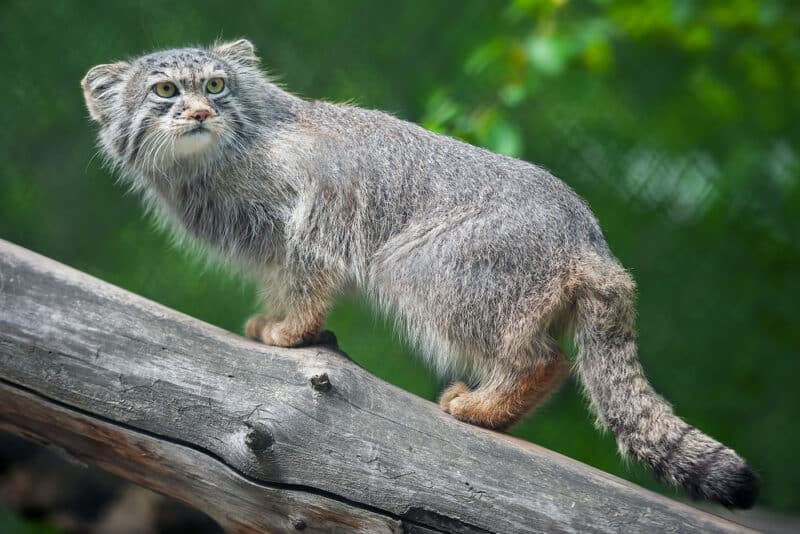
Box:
82, 39, 265, 176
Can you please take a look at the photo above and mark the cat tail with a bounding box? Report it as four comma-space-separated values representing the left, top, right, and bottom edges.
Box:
571, 256, 758, 509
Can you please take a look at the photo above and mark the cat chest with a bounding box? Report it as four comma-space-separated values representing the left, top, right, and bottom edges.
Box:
174, 192, 279, 258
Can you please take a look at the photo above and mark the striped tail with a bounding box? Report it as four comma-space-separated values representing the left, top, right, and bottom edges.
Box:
572, 258, 757, 508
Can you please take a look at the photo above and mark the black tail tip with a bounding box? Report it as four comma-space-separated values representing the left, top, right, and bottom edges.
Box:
721, 464, 759, 510
687, 462, 759, 509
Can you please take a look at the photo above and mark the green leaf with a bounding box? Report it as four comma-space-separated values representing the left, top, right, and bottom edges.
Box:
486, 117, 523, 157
524, 34, 572, 76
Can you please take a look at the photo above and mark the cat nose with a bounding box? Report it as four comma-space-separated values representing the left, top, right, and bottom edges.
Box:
192, 109, 212, 122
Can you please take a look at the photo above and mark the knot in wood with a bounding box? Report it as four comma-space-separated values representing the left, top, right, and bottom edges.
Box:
290, 517, 307, 530
244, 422, 273, 453
310, 373, 331, 391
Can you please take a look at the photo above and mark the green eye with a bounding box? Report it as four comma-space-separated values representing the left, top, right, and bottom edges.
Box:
154, 82, 177, 98
206, 77, 225, 94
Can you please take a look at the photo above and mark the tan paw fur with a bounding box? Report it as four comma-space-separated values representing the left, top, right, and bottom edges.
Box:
444, 391, 515, 431
439, 381, 471, 413
245, 314, 319, 347
245, 315, 270, 340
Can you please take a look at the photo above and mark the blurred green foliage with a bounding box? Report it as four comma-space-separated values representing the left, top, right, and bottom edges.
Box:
0, 0, 797, 525
0, 506, 58, 534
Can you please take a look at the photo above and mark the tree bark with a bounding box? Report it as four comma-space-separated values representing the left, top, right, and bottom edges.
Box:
0, 239, 751, 533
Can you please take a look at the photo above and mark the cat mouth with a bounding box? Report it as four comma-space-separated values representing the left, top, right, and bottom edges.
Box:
183, 126, 209, 136
173, 124, 217, 158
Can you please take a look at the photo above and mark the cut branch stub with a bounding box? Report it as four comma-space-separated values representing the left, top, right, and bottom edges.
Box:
309, 373, 332, 392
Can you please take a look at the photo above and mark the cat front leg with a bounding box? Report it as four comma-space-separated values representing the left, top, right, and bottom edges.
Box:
246, 269, 339, 348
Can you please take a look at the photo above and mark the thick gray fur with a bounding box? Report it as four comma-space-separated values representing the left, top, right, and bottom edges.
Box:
81, 39, 757, 508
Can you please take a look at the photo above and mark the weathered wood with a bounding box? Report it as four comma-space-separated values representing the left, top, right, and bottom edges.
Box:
0, 383, 400, 533
0, 239, 753, 533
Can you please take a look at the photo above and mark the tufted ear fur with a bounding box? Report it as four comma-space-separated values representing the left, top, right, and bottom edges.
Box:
81, 62, 129, 124
212, 39, 259, 66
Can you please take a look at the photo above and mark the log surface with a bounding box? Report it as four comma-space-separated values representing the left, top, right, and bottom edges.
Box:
0, 239, 752, 533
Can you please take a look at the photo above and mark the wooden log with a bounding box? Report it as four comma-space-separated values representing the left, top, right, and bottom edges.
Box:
0, 383, 400, 533
0, 239, 752, 533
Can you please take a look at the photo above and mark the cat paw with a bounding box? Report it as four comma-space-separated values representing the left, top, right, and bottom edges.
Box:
245, 315, 270, 340
439, 381, 471, 413
245, 314, 319, 348
439, 381, 513, 430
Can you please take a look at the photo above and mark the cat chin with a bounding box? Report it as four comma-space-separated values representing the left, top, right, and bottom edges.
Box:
173, 130, 216, 158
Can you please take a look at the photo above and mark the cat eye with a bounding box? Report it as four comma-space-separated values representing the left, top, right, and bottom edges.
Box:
206, 78, 225, 94
153, 82, 177, 98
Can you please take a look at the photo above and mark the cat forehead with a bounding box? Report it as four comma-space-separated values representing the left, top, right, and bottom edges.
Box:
137, 48, 223, 71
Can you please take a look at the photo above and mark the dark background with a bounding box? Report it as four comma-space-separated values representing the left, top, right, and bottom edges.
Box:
1, 0, 798, 530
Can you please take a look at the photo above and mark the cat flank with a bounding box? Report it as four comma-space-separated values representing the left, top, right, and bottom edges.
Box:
82, 39, 757, 509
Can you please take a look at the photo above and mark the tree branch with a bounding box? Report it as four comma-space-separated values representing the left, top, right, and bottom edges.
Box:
0, 239, 750, 533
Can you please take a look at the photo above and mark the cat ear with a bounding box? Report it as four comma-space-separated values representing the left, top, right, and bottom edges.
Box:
81, 61, 129, 124
213, 39, 258, 66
